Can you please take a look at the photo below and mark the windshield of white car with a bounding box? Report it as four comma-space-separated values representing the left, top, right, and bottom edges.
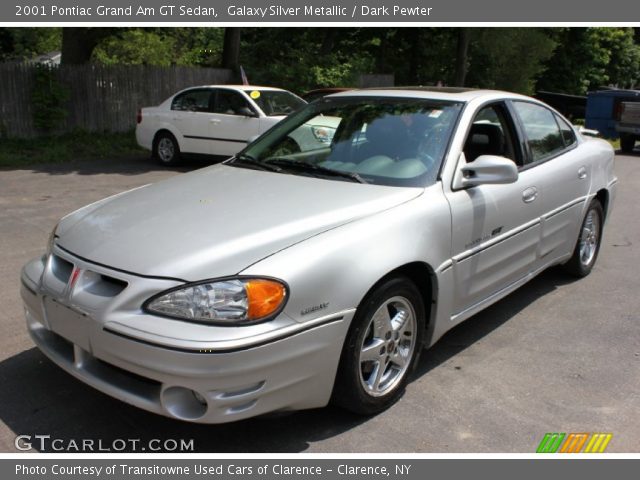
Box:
244, 90, 306, 116
232, 97, 463, 187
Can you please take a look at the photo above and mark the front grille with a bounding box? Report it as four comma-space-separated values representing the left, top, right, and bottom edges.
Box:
50, 254, 73, 283
35, 327, 161, 403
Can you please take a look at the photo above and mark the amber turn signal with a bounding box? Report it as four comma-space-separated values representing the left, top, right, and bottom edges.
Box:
245, 279, 287, 320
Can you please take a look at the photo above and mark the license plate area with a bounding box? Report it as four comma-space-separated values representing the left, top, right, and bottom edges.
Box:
44, 296, 91, 351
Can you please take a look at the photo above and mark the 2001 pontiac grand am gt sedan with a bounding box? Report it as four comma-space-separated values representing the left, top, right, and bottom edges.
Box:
21, 88, 617, 423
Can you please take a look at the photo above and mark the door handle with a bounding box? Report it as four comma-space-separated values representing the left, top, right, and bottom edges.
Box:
210, 119, 221, 125
578, 166, 588, 179
522, 186, 538, 203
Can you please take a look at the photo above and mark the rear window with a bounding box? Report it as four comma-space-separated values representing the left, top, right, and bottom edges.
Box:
512, 101, 565, 163
171, 89, 212, 112
555, 114, 577, 147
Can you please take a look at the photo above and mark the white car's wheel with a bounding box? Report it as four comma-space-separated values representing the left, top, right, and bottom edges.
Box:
154, 133, 181, 166
563, 199, 604, 277
332, 275, 425, 415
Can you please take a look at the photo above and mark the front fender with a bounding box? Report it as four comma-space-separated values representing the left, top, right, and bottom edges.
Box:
241, 185, 454, 343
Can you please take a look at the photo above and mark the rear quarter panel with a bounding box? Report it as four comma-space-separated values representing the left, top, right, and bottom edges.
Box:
136, 105, 185, 152
583, 137, 616, 219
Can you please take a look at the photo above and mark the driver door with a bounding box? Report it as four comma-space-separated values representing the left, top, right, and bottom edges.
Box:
445, 102, 545, 318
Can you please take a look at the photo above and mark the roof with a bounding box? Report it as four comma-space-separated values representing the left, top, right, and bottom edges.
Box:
328, 87, 530, 102
181, 85, 288, 92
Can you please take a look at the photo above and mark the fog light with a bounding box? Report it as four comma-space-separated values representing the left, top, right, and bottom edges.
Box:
192, 390, 207, 405
161, 386, 208, 420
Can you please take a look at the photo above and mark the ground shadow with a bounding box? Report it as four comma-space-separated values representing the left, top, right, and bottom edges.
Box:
616, 148, 640, 156
0, 267, 576, 453
413, 266, 575, 378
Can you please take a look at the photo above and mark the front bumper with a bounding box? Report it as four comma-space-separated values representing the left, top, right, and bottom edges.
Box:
21, 248, 353, 423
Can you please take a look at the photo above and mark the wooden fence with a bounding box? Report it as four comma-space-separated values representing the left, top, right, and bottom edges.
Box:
0, 64, 233, 138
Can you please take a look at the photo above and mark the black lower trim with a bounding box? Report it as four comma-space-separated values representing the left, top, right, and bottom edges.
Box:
103, 316, 344, 354
184, 135, 249, 144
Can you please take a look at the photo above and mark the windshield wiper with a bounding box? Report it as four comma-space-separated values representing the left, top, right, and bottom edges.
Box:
231, 154, 282, 172
266, 158, 367, 184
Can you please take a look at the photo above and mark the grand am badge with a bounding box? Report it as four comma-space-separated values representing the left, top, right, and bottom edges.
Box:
301, 302, 329, 316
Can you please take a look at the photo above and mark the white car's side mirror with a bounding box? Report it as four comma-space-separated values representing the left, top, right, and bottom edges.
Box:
454, 154, 519, 189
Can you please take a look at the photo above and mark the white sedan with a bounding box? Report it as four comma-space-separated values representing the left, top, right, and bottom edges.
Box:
135, 85, 307, 165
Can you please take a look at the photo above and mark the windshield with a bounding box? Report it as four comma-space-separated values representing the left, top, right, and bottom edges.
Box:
231, 97, 463, 187
244, 89, 306, 116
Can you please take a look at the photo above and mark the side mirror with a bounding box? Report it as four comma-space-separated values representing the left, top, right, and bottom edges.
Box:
238, 107, 258, 118
577, 125, 599, 137
457, 155, 518, 188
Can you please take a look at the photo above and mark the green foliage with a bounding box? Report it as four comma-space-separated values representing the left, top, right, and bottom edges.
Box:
0, 27, 61, 61
466, 28, 558, 94
93, 29, 175, 66
0, 130, 143, 168
238, 29, 375, 93
2, 26, 638, 107
31, 64, 69, 133
168, 28, 224, 66
591, 28, 640, 88
91, 28, 225, 67
537, 28, 640, 94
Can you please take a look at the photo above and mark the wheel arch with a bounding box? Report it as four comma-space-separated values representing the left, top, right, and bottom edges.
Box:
595, 188, 609, 221
357, 261, 438, 338
152, 128, 182, 154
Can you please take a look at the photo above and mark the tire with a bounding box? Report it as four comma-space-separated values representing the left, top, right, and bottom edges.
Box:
620, 134, 636, 154
332, 276, 425, 415
563, 199, 604, 277
153, 132, 181, 166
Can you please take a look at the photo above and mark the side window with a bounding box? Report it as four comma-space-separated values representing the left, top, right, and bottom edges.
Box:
171, 89, 212, 112
213, 90, 253, 116
512, 101, 565, 163
464, 103, 520, 165
555, 114, 577, 147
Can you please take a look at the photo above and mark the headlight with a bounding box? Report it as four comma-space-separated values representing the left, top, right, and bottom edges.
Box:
144, 277, 288, 325
311, 126, 335, 144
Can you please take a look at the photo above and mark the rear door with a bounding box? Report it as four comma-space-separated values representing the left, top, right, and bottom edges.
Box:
169, 88, 215, 154
509, 101, 590, 267
208, 89, 262, 156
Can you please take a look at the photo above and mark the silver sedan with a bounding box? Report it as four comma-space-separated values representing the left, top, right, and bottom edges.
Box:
21, 88, 617, 423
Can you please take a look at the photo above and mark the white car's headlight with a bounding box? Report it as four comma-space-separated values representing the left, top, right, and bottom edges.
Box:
144, 277, 288, 325
311, 126, 335, 144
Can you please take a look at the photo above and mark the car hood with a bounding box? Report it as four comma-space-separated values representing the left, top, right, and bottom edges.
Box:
56, 164, 422, 281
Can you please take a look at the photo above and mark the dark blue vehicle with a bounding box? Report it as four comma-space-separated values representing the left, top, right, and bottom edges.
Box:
586, 89, 640, 152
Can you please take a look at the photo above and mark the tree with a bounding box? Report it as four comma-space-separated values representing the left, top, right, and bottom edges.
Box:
61, 28, 115, 64
222, 27, 241, 72
466, 28, 557, 94
591, 28, 640, 88
454, 28, 470, 87
0, 27, 61, 61
536, 28, 640, 94
93, 29, 175, 66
